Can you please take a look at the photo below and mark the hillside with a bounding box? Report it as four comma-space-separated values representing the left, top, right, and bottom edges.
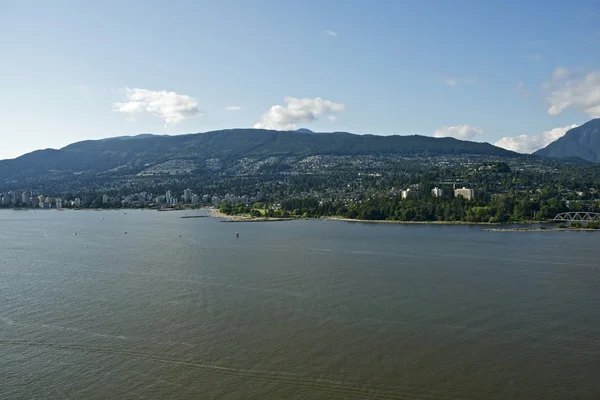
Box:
534, 119, 600, 162
0, 129, 518, 189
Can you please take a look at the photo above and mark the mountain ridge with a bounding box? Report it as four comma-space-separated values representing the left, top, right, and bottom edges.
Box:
0, 128, 520, 189
534, 119, 600, 162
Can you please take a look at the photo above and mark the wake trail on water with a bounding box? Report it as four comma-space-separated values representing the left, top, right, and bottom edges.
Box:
0, 340, 461, 400
0, 315, 198, 348
0, 268, 306, 300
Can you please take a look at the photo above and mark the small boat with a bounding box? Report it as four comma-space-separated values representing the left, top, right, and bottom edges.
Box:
236, 232, 239, 238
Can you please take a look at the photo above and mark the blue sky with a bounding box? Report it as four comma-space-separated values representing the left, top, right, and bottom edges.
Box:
1, 0, 599, 159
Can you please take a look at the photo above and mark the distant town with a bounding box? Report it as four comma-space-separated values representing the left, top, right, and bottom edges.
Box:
0, 186, 477, 210
1, 152, 600, 224
0, 188, 265, 210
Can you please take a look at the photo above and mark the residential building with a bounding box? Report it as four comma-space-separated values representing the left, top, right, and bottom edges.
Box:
401, 189, 420, 200
183, 188, 192, 202
431, 187, 443, 197
55, 198, 63, 209
454, 187, 475, 200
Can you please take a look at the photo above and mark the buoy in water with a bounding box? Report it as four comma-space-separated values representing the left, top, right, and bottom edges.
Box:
123, 231, 128, 234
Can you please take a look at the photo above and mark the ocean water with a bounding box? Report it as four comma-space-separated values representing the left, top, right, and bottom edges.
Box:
1, 209, 599, 399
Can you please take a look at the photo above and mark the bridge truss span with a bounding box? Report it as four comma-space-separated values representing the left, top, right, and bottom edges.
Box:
553, 212, 600, 222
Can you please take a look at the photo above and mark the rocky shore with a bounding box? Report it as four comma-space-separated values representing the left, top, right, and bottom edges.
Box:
208, 209, 293, 222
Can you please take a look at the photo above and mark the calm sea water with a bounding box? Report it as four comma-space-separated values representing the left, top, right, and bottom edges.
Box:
1, 209, 599, 399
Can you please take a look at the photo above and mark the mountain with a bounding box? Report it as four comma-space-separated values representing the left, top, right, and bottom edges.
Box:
98, 133, 163, 141
0, 129, 518, 189
534, 119, 600, 162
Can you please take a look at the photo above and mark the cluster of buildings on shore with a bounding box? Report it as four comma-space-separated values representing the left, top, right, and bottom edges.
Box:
399, 186, 475, 201
0, 189, 265, 209
109, 189, 265, 207
0, 190, 79, 209
0, 185, 476, 210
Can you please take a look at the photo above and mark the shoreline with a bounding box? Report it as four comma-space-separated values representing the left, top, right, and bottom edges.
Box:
207, 210, 553, 226
321, 217, 503, 225
484, 227, 598, 232
208, 208, 293, 222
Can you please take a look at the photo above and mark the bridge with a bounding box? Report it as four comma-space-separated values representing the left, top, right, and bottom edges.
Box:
553, 212, 600, 222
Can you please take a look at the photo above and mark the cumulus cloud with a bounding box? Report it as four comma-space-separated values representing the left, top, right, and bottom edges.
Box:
495, 124, 578, 154
113, 88, 201, 126
225, 105, 243, 111
324, 30, 338, 37
546, 67, 600, 117
433, 124, 483, 140
254, 97, 345, 130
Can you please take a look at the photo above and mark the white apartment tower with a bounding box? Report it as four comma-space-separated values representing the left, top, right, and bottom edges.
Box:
454, 187, 475, 200
401, 189, 420, 200
431, 187, 443, 197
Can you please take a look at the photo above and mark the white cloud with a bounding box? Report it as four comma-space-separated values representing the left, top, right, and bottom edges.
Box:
433, 124, 483, 140
254, 97, 345, 130
545, 67, 600, 118
526, 53, 544, 61
225, 105, 243, 111
327, 115, 337, 122
516, 81, 531, 97
552, 66, 570, 81
113, 88, 201, 126
495, 124, 578, 154
324, 30, 338, 37
444, 78, 457, 87
444, 77, 477, 87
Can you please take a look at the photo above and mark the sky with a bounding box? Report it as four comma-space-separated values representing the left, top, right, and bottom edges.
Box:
1, 0, 599, 160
